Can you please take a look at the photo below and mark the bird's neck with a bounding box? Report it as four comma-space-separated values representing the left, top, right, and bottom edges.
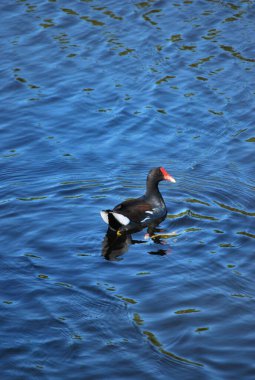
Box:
145, 179, 164, 204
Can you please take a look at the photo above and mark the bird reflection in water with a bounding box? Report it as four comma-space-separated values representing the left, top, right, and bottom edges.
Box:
102, 227, 171, 261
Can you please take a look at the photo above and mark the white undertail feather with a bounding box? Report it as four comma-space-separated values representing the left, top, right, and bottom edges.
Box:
100, 211, 109, 224
111, 212, 130, 226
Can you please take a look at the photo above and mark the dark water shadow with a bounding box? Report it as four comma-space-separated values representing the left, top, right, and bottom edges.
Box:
102, 228, 170, 261
102, 228, 132, 261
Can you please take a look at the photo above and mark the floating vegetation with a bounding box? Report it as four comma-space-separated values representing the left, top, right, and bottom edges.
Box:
168, 34, 182, 42
18, 196, 47, 201
106, 286, 115, 291
246, 137, 255, 143
209, 109, 224, 116
116, 295, 137, 304
143, 9, 161, 26
72, 334, 82, 340
103, 10, 123, 21
223, 11, 244, 23
168, 209, 218, 221
157, 109, 167, 114
179, 45, 196, 52
16, 77, 27, 83
195, 327, 209, 333
189, 55, 214, 68
143, 330, 203, 366
156, 44, 163, 52
143, 331, 161, 347
224, 16, 238, 23
64, 195, 83, 199
150, 232, 179, 239
135, 2, 152, 9
156, 75, 176, 85
119, 48, 135, 56
54, 33, 69, 46
28, 84, 40, 89
226, 3, 240, 10
98, 108, 112, 112
55, 282, 73, 288
215, 201, 255, 217
61, 8, 79, 16
219, 243, 234, 248
133, 313, 144, 326
175, 308, 201, 314
232, 293, 253, 299
220, 45, 255, 62
2, 150, 18, 158
24, 253, 42, 259
40, 19, 55, 28
185, 227, 202, 233
80, 16, 105, 26
185, 198, 210, 206
237, 231, 255, 239
196, 76, 208, 81
38, 274, 49, 279
202, 10, 214, 16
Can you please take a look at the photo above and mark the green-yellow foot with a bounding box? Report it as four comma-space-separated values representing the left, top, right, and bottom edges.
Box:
145, 231, 178, 239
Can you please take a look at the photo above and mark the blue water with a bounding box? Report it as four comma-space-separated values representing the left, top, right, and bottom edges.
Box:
1, 0, 255, 379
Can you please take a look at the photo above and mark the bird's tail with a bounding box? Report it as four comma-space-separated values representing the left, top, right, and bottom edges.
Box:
100, 210, 130, 230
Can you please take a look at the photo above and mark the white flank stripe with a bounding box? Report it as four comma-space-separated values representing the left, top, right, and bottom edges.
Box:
141, 216, 150, 223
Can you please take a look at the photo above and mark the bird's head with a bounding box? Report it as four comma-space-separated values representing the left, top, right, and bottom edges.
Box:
147, 167, 176, 183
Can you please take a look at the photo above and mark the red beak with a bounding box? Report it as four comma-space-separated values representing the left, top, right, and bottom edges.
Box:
160, 167, 176, 183
164, 174, 176, 183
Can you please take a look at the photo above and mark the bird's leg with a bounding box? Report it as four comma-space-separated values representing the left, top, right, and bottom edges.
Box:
144, 225, 157, 239
144, 225, 170, 245
154, 227, 165, 233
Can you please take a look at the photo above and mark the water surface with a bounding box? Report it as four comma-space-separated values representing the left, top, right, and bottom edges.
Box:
1, 0, 255, 379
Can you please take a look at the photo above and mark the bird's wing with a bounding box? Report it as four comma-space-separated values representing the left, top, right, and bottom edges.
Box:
113, 198, 154, 224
